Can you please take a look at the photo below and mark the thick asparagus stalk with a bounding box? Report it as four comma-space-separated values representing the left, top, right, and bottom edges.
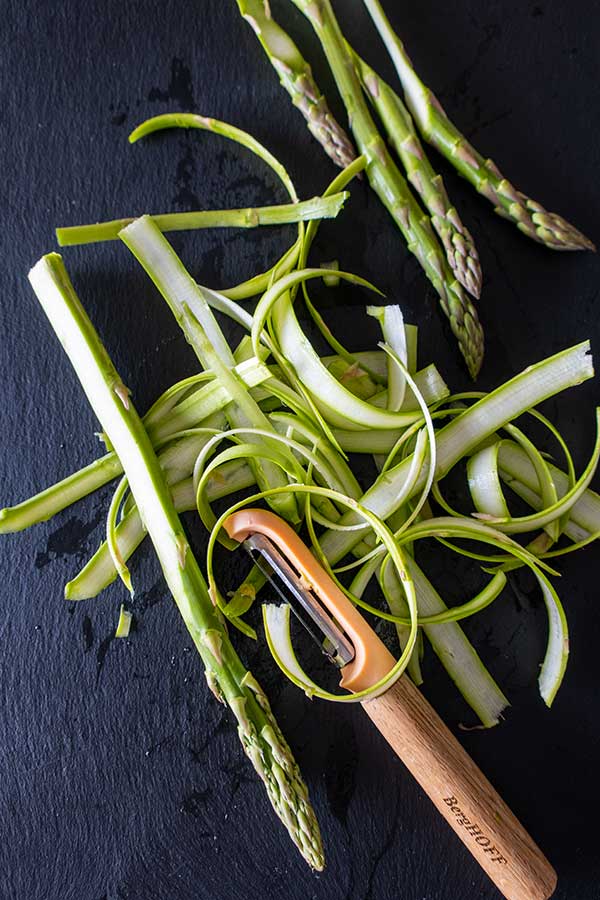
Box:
362, 0, 595, 251
290, 0, 485, 377
235, 0, 356, 168
27, 252, 324, 870
353, 50, 482, 298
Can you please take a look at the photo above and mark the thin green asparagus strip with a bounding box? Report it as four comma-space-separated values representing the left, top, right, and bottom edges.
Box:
66, 463, 255, 600
150, 360, 270, 442
154, 427, 223, 487
0, 452, 123, 534
401, 556, 510, 726
28, 252, 324, 870
353, 50, 482, 298
362, 0, 595, 252
290, 0, 484, 377
55, 193, 349, 246
235, 0, 356, 168
0, 360, 270, 534
220, 236, 302, 300
498, 444, 600, 541
378, 557, 423, 685
130, 113, 299, 200
346, 515, 508, 727
321, 343, 419, 380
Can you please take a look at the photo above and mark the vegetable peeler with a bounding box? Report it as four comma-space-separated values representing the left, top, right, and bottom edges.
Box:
223, 508, 557, 900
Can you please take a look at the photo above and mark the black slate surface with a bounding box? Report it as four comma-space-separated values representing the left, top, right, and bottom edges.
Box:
1, 1, 599, 898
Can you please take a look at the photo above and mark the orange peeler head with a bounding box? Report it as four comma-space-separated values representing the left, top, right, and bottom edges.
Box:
223, 508, 395, 693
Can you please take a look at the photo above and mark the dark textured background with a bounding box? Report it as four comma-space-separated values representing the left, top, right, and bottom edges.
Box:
1, 1, 599, 898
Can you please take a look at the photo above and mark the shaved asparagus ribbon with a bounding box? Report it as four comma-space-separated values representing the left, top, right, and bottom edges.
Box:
367, 305, 408, 410
127, 112, 305, 299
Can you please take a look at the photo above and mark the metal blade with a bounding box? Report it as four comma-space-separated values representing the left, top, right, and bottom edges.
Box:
244, 533, 355, 668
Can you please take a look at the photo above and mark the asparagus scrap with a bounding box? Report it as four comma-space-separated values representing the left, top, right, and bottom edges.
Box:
353, 50, 482, 299
362, 0, 595, 251
236, 0, 356, 168
27, 252, 324, 871
55, 191, 349, 246
290, 0, 484, 378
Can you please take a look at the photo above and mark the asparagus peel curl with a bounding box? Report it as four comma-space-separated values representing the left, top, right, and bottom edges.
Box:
27, 252, 324, 871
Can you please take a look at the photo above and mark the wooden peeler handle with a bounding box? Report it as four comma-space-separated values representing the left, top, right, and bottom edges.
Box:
363, 677, 557, 900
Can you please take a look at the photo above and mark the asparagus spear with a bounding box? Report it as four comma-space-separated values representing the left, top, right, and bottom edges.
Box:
290, 0, 484, 377
27, 252, 324, 870
362, 0, 595, 252
353, 50, 482, 299
235, 0, 356, 169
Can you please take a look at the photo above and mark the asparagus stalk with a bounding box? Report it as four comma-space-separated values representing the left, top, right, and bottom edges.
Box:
290, 0, 485, 377
362, 0, 595, 252
55, 192, 349, 246
353, 50, 482, 298
235, 0, 356, 169
27, 252, 324, 870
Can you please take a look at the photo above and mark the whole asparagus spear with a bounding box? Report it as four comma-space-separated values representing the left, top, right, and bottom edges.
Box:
236, 0, 356, 169
290, 0, 484, 377
362, 0, 595, 252
353, 50, 482, 299
27, 252, 324, 871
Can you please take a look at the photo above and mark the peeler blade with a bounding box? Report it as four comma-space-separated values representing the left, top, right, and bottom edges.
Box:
244, 533, 355, 668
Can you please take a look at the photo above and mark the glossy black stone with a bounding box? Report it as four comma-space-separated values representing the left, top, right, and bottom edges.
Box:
1, 2, 598, 898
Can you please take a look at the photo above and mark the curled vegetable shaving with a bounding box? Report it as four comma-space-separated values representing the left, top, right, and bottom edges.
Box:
250, 266, 382, 358
107, 476, 134, 596
387, 516, 568, 706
